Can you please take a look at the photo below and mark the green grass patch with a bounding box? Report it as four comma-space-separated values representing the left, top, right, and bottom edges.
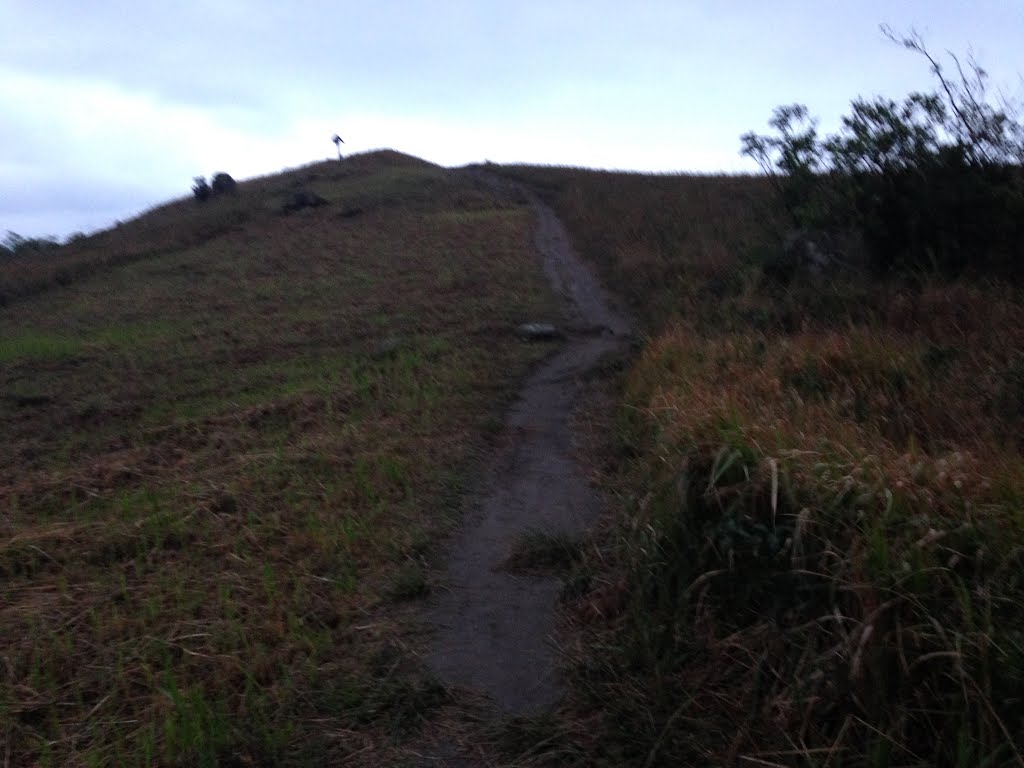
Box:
0, 332, 82, 362
90, 319, 184, 349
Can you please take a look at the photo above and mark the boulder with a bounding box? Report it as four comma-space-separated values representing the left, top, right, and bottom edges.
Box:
782, 229, 833, 275
761, 229, 847, 284
282, 189, 329, 214
211, 172, 237, 195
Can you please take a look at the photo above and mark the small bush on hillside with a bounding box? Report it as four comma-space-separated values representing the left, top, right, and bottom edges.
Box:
742, 27, 1024, 277
192, 176, 211, 202
192, 173, 237, 203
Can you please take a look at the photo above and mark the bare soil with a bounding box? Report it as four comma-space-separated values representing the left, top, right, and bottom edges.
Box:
425, 174, 631, 717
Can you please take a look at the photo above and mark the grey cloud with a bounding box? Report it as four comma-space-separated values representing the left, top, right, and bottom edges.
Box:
2, 1, 687, 114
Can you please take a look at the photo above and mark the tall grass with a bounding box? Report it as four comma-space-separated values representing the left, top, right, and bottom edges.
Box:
0, 332, 82, 362
594, 328, 1024, 765
501, 165, 1024, 766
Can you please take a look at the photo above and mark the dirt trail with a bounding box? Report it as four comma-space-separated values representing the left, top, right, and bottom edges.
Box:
425, 175, 631, 718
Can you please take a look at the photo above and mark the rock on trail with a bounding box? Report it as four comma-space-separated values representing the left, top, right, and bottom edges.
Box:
425, 176, 631, 715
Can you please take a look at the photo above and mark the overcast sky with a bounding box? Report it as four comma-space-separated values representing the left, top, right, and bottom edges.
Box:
2, 1, 1021, 240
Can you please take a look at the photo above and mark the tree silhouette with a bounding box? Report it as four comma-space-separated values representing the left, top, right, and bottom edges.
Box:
332, 134, 344, 160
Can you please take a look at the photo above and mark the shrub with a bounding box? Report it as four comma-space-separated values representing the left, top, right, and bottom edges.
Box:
741, 28, 1024, 277
192, 176, 211, 202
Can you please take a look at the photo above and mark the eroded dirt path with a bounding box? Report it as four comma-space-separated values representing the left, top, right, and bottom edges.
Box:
424, 176, 631, 719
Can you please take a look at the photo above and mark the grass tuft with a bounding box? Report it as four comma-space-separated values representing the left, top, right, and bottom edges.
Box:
389, 563, 429, 601
501, 529, 581, 576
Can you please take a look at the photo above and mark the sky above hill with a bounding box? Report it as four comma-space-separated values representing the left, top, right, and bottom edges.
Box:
1, 0, 1021, 239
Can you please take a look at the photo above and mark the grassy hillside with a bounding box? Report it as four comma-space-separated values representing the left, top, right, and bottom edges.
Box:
5, 152, 1022, 767
498, 165, 1024, 766
494, 166, 779, 333
0, 152, 563, 766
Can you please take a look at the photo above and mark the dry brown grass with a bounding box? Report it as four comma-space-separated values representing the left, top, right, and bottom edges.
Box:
493, 165, 779, 332
497, 164, 1024, 766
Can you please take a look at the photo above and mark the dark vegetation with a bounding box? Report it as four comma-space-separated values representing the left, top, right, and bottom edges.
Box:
191, 175, 212, 201
1, 231, 61, 260
192, 172, 238, 202
0, 151, 565, 766
490, 32, 1024, 768
741, 27, 1024, 279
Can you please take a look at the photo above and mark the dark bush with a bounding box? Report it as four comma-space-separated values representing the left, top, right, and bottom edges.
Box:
741, 29, 1024, 277
192, 176, 211, 202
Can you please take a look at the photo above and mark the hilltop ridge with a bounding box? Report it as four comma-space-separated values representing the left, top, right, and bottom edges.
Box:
0, 150, 460, 306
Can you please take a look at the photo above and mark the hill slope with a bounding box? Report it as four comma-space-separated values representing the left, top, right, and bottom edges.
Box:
0, 152, 564, 766
5, 153, 1023, 767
